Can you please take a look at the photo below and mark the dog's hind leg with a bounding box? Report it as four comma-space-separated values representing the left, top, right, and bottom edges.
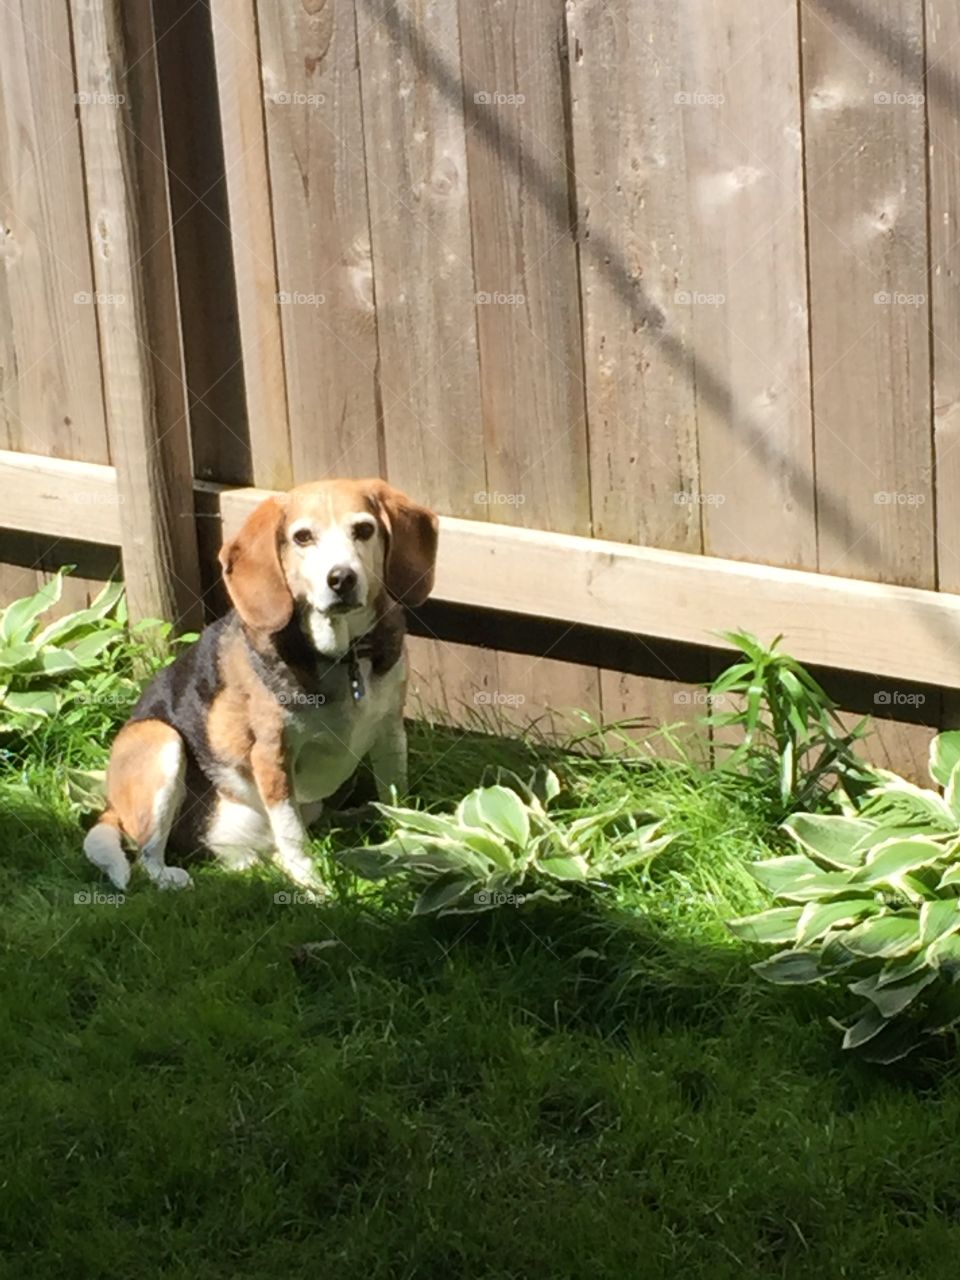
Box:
85, 719, 191, 891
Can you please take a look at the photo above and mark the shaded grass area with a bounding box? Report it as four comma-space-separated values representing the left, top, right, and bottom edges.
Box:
3, 724, 960, 1278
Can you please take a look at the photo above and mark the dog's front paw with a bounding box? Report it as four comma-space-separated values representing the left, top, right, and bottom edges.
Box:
154, 866, 193, 891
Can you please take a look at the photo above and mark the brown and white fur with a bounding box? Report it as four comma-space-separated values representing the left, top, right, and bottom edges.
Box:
83, 479, 438, 893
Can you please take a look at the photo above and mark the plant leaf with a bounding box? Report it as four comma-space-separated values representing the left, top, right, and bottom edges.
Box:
930, 730, 960, 788
841, 913, 922, 959
843, 1005, 894, 1051
413, 876, 479, 916
782, 813, 876, 869
919, 899, 960, 949
465, 785, 530, 848
0, 571, 64, 644
749, 853, 820, 896
850, 837, 946, 888
727, 906, 804, 946
2, 689, 60, 717
797, 898, 877, 945
850, 967, 938, 1018
752, 950, 825, 985
539, 855, 589, 882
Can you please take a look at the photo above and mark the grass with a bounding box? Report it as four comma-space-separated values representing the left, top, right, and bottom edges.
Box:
3, 717, 960, 1278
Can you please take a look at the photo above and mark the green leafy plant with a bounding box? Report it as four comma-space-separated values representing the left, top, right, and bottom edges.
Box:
708, 630, 872, 814
336, 766, 674, 916
729, 730, 960, 1063
0, 571, 198, 759
0, 570, 124, 732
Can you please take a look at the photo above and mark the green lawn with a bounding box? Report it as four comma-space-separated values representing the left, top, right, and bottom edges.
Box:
2, 722, 960, 1279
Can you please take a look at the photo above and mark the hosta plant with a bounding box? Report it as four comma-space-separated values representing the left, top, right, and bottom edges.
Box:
0, 571, 123, 732
336, 766, 674, 916
729, 730, 960, 1063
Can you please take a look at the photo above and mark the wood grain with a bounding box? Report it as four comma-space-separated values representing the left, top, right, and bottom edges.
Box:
802, 0, 934, 587
70, 0, 202, 629
682, 0, 816, 568
567, 0, 701, 552
461, 0, 598, 734
258, 0, 381, 480
210, 0, 293, 490
356, 0, 498, 710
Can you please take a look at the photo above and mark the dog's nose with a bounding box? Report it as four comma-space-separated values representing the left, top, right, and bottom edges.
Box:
327, 565, 358, 596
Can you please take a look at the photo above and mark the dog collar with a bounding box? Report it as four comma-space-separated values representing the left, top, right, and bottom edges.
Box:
343, 636, 375, 703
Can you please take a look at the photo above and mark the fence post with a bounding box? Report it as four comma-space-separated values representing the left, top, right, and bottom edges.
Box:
70, 0, 203, 631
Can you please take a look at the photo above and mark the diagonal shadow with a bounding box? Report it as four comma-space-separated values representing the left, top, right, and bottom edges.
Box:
355, 0, 960, 680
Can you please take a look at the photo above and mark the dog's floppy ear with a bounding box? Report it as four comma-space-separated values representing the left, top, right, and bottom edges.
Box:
219, 495, 293, 633
370, 481, 439, 607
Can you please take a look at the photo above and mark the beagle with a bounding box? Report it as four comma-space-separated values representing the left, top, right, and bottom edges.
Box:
83, 479, 438, 893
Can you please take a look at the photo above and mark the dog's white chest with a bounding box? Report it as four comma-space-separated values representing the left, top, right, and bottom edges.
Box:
287, 656, 405, 802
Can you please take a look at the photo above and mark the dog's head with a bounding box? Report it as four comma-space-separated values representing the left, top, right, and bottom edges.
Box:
219, 479, 439, 635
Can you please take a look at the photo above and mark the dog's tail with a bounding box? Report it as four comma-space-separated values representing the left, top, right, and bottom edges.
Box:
83, 810, 130, 890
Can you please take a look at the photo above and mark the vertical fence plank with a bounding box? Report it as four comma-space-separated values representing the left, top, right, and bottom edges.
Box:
210, 0, 293, 491
461, 0, 599, 728
156, 0, 250, 488
928, 0, 960, 595
567, 0, 700, 553
925, 0, 960, 739
71, 0, 203, 629
568, 0, 708, 738
683, 0, 817, 569
802, 0, 933, 586
356, 0, 485, 510
258, 0, 381, 480
0, 0, 112, 610
801, 0, 937, 772
357, 0, 499, 710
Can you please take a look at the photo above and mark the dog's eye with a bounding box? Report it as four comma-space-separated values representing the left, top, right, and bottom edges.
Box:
352, 520, 376, 542
291, 527, 313, 547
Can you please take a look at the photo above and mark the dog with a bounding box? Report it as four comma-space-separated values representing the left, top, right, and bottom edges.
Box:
83, 478, 438, 893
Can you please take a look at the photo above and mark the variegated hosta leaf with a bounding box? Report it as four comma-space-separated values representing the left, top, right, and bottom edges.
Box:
457, 786, 530, 849
930, 730, 960, 789
849, 838, 945, 888
781, 812, 877, 869
751, 950, 825, 985
728, 906, 804, 946
840, 913, 922, 960
848, 968, 938, 1019
796, 898, 877, 945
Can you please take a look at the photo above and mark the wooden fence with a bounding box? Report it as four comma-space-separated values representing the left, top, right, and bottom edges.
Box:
2, 0, 960, 777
